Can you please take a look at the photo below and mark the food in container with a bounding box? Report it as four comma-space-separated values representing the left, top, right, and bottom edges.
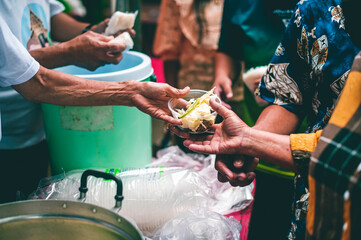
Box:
168, 88, 220, 133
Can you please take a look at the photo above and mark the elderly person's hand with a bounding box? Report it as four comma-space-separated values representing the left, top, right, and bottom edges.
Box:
61, 31, 127, 71
132, 82, 190, 125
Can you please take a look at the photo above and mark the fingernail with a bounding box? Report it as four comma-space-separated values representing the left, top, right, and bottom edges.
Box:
233, 160, 243, 168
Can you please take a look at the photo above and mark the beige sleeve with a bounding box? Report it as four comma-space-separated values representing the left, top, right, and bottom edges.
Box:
153, 0, 183, 61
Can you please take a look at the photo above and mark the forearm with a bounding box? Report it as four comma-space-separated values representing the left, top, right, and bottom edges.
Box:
238, 104, 300, 172
253, 104, 300, 134
29, 42, 72, 69
12, 66, 136, 106
240, 105, 318, 173
242, 129, 296, 171
214, 52, 239, 80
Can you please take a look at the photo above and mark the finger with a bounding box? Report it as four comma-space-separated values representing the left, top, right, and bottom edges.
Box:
183, 137, 212, 147
228, 172, 254, 187
92, 32, 113, 41
158, 114, 183, 125
165, 85, 190, 98
231, 178, 253, 187
214, 86, 222, 98
155, 114, 179, 125
106, 42, 126, 53
91, 19, 109, 33
215, 158, 237, 181
248, 157, 259, 171
231, 154, 248, 169
209, 98, 233, 119
229, 172, 248, 187
223, 82, 233, 99
246, 172, 256, 181
222, 101, 232, 110
128, 28, 136, 37
242, 157, 259, 172
186, 143, 214, 154
168, 124, 190, 138
106, 52, 123, 64
233, 159, 245, 169
217, 172, 229, 183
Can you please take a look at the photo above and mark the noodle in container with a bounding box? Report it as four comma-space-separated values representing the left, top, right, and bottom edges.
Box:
168, 88, 221, 133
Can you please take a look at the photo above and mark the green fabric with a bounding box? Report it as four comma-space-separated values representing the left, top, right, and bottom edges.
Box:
56, 0, 72, 13
218, 0, 297, 68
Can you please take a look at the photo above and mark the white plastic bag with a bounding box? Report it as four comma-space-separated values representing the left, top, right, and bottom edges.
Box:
148, 146, 254, 214
109, 32, 134, 50
105, 11, 138, 35
152, 209, 241, 240
31, 167, 213, 236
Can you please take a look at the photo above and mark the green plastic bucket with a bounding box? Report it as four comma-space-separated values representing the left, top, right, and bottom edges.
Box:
42, 51, 154, 174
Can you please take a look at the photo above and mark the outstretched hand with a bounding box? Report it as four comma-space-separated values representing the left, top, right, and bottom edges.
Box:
183, 98, 250, 155
132, 82, 190, 125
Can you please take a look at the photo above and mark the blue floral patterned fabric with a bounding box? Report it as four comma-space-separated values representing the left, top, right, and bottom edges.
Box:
258, 0, 360, 239
258, 0, 359, 134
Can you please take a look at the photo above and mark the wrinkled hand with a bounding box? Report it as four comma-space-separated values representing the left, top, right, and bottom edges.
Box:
132, 82, 190, 124
65, 31, 126, 71
215, 154, 258, 187
182, 98, 250, 155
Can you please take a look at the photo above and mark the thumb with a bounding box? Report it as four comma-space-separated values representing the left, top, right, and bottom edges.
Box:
167, 86, 190, 98
210, 98, 234, 119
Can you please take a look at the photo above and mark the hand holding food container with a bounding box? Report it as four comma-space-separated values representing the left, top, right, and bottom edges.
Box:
168, 88, 221, 134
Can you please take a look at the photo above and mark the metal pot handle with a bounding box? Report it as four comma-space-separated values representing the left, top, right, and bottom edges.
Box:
78, 169, 124, 209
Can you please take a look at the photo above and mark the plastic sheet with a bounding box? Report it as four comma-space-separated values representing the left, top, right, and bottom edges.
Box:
105, 11, 138, 36
149, 146, 254, 214
31, 167, 213, 236
31, 146, 253, 237
152, 209, 241, 240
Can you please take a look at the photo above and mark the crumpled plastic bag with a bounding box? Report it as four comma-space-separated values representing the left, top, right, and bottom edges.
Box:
152, 209, 241, 240
148, 146, 254, 215
30, 167, 213, 236
109, 32, 134, 51
30, 146, 253, 237
105, 11, 138, 35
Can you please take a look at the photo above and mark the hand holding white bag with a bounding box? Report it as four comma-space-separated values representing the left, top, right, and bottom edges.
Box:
109, 32, 134, 51
105, 11, 138, 36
